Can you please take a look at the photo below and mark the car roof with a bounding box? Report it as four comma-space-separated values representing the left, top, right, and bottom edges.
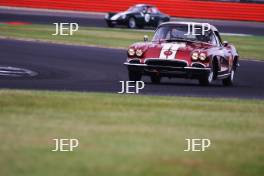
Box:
159, 22, 218, 32
135, 4, 155, 8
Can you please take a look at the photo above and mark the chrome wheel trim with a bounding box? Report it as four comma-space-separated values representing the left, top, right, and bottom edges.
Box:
208, 71, 213, 83
129, 18, 136, 28
230, 70, 235, 81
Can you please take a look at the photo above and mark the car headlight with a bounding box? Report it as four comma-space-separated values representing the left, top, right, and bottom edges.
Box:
128, 48, 135, 56
136, 49, 143, 57
199, 53, 207, 61
121, 14, 126, 19
191, 52, 199, 61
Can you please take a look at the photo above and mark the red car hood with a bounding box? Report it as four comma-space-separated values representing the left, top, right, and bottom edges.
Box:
132, 41, 213, 65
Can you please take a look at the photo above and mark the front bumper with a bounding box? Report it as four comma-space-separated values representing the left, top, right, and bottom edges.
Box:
124, 62, 211, 79
105, 19, 126, 25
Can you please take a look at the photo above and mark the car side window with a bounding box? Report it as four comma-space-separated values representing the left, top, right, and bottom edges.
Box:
207, 32, 217, 46
142, 7, 147, 13
146, 7, 152, 13
150, 7, 160, 14
214, 31, 223, 46
211, 34, 219, 46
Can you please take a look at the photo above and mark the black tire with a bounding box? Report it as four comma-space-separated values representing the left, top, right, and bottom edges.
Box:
199, 70, 214, 86
150, 75, 161, 84
212, 57, 219, 80
106, 21, 115, 28
156, 19, 163, 27
128, 17, 137, 29
128, 70, 141, 81
222, 69, 235, 86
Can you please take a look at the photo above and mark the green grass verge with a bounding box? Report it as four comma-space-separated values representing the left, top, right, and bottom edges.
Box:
0, 24, 264, 60
0, 90, 263, 176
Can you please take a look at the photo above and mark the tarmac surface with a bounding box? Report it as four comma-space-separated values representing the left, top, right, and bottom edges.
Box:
0, 39, 263, 99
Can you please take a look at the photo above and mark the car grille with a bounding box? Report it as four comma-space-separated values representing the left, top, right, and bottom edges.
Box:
145, 59, 187, 68
129, 59, 140, 64
192, 63, 205, 68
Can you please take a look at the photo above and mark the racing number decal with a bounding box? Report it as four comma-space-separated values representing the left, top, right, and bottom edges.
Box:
144, 14, 151, 23
159, 43, 186, 59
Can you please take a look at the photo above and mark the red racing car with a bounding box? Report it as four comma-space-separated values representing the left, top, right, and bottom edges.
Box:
124, 22, 239, 86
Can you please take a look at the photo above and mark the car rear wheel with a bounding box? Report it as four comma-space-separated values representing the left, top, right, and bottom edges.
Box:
156, 19, 163, 27
150, 75, 161, 84
128, 17, 137, 28
128, 70, 142, 81
222, 69, 235, 86
199, 70, 213, 86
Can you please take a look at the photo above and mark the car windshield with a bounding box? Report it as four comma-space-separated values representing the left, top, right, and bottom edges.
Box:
127, 6, 143, 12
152, 25, 213, 43
151, 7, 160, 14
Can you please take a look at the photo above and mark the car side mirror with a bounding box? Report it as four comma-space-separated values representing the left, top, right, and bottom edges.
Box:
144, 35, 149, 42
223, 41, 229, 47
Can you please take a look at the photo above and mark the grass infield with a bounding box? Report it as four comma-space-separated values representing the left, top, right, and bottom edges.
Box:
0, 24, 264, 60
0, 90, 263, 176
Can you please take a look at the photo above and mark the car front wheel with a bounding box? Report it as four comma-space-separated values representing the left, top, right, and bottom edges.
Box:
222, 69, 235, 86
128, 70, 142, 81
199, 70, 213, 86
128, 17, 137, 28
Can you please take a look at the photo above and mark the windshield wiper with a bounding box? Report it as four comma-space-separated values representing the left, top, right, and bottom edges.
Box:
165, 38, 195, 43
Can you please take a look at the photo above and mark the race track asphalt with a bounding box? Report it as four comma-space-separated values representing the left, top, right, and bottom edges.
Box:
0, 39, 263, 99
0, 7, 264, 35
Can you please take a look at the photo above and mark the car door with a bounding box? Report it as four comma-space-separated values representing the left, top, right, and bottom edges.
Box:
213, 32, 231, 73
147, 7, 161, 26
